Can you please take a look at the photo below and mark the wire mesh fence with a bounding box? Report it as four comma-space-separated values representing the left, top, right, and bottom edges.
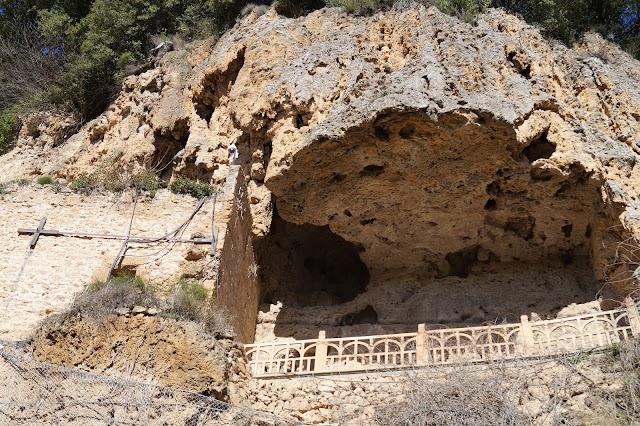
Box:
0, 343, 313, 426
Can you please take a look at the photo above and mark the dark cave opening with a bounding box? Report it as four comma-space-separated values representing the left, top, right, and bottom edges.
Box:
254, 209, 370, 308
151, 120, 189, 179
523, 130, 555, 162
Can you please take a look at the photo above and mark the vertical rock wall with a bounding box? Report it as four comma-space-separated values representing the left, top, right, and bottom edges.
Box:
215, 167, 260, 342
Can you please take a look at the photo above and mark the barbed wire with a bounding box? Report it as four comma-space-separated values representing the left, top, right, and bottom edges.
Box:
0, 344, 330, 426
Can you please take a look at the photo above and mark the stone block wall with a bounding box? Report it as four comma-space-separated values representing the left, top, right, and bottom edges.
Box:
215, 166, 260, 343
0, 186, 214, 341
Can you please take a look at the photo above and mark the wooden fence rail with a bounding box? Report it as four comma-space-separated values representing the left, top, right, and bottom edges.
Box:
244, 298, 639, 378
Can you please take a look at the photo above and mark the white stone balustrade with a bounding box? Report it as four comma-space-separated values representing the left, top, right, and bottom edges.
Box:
244, 298, 638, 378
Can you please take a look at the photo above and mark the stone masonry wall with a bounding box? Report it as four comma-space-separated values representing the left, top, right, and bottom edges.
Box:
0, 185, 214, 340
215, 166, 260, 343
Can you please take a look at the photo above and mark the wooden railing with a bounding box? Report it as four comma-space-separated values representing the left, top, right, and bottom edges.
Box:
244, 298, 640, 378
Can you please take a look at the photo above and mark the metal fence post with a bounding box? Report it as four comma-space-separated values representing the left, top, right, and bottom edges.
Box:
625, 297, 640, 336
315, 330, 327, 373
520, 315, 535, 356
416, 324, 428, 365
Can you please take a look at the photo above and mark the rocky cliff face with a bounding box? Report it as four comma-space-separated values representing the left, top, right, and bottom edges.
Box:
31, 314, 232, 399
3, 6, 640, 337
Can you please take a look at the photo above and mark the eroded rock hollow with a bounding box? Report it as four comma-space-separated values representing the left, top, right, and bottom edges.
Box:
5, 6, 640, 341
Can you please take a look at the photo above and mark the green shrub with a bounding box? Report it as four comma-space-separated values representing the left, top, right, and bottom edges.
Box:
71, 173, 99, 192
36, 176, 55, 185
437, 0, 490, 22
130, 168, 159, 196
273, 0, 327, 17
0, 108, 20, 155
65, 272, 232, 337
179, 277, 209, 301
169, 277, 233, 337
71, 165, 159, 195
71, 273, 160, 321
326, 0, 396, 15
170, 177, 213, 199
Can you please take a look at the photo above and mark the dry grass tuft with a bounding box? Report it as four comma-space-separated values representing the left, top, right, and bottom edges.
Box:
43, 273, 233, 338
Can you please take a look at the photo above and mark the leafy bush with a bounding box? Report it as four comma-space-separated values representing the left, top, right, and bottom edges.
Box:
273, 0, 327, 17
170, 177, 213, 199
169, 277, 232, 337
325, 0, 396, 15
71, 164, 158, 195
70, 173, 100, 192
437, 0, 490, 22
36, 176, 55, 185
171, 277, 210, 321
64, 273, 232, 337
70, 273, 160, 321
0, 108, 20, 155
2, 0, 639, 133
130, 168, 159, 196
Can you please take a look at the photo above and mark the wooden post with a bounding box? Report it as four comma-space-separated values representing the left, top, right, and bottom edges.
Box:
416, 323, 428, 365
625, 297, 640, 336
210, 192, 219, 257
28, 217, 47, 249
315, 330, 328, 373
520, 315, 535, 356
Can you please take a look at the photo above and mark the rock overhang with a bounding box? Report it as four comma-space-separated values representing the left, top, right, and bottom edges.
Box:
266, 106, 608, 279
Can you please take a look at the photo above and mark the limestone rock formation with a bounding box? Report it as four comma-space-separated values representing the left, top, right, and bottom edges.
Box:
2, 5, 640, 337
31, 314, 231, 399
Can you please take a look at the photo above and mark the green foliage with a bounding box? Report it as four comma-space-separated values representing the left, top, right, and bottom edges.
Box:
170, 177, 213, 199
0, 108, 20, 155
130, 169, 159, 196
438, 0, 490, 22
2, 0, 640, 133
70, 173, 99, 192
177, 0, 254, 38
36, 176, 55, 185
610, 342, 623, 358
326, 0, 372, 15
272, 0, 326, 17
71, 164, 158, 195
67, 272, 232, 336
179, 277, 209, 301
71, 273, 160, 320
170, 277, 232, 336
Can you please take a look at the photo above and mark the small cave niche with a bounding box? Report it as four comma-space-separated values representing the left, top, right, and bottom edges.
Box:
151, 120, 190, 179
340, 305, 378, 326
193, 48, 245, 123
374, 126, 390, 141
255, 209, 370, 308
399, 123, 415, 139
445, 246, 479, 278
522, 130, 555, 162
507, 51, 531, 79
505, 215, 536, 241
484, 198, 497, 210
359, 164, 385, 177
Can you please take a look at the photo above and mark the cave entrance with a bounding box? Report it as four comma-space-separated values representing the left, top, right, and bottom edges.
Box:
255, 110, 627, 342
254, 209, 370, 308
